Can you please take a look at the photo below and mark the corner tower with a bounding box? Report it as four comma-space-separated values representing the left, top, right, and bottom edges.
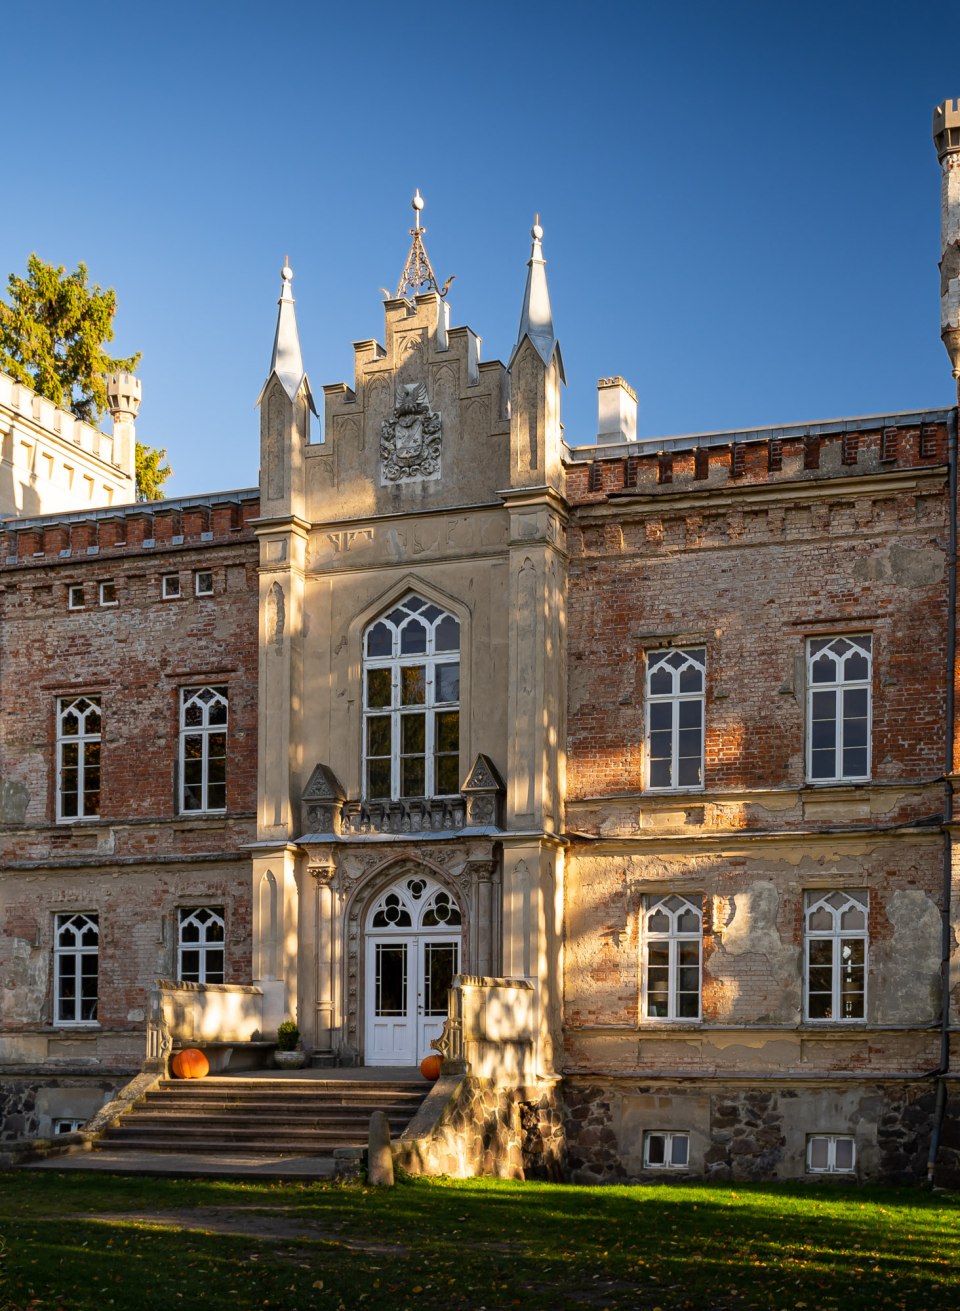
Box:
934, 100, 960, 379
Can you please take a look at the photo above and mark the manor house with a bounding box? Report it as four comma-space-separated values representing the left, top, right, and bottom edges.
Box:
3, 106, 960, 1185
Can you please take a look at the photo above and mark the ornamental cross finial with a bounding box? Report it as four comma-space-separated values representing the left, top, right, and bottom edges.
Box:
395, 190, 454, 300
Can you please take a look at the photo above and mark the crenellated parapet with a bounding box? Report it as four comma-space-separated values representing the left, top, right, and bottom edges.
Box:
0, 368, 137, 519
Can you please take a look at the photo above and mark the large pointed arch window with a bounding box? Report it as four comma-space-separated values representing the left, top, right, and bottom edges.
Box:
363, 595, 460, 800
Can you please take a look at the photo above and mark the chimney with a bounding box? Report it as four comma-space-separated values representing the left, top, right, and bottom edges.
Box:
597, 376, 637, 444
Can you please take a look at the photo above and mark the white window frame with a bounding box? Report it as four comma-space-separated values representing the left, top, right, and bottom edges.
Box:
643, 1130, 690, 1169
806, 636, 872, 783
645, 647, 706, 792
68, 585, 85, 610
641, 894, 703, 1022
162, 573, 181, 599
806, 1133, 856, 1173
804, 890, 868, 1022
179, 686, 228, 814
56, 695, 102, 822
362, 595, 460, 802
98, 580, 117, 607
54, 912, 99, 1025
195, 570, 213, 596
177, 906, 226, 984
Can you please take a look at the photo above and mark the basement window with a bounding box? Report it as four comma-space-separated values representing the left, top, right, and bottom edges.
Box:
162, 573, 181, 599
195, 570, 213, 596
643, 1131, 689, 1169
807, 1134, 855, 1173
68, 585, 85, 610
53, 1119, 85, 1134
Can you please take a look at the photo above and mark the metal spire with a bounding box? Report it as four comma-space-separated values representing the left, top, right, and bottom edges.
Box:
395, 190, 453, 299
510, 215, 564, 380
257, 257, 316, 411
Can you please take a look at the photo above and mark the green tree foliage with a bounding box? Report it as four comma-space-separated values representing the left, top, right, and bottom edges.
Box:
135, 441, 173, 502
0, 254, 139, 423
0, 254, 173, 501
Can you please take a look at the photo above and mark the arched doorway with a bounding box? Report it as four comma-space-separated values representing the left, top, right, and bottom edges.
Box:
364, 873, 461, 1065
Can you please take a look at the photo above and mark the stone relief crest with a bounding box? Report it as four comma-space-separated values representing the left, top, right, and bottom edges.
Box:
380, 381, 442, 484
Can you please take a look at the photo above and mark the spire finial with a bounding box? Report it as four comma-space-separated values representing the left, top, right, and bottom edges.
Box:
395, 189, 453, 299
255, 254, 316, 414
509, 212, 565, 382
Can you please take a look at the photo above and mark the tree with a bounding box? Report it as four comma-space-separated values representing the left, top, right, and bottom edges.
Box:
0, 254, 138, 422
0, 254, 172, 500
135, 442, 173, 502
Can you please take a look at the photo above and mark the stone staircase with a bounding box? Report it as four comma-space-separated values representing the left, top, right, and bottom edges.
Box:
94, 1076, 429, 1156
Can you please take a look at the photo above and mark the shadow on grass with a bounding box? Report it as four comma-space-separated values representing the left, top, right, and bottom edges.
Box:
0, 1174, 957, 1311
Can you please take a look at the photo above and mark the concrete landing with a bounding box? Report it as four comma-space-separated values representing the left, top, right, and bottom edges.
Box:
23, 1148, 338, 1180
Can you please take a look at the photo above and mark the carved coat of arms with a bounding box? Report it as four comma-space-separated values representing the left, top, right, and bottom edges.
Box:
380, 382, 442, 483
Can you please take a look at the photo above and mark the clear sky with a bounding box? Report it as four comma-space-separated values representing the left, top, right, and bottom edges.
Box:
2, 1, 958, 497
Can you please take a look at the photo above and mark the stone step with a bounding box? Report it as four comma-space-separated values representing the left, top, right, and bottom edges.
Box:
95, 1075, 430, 1158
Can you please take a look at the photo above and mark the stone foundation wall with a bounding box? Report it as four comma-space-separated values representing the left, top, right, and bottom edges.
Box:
0, 1075, 122, 1141
396, 1077, 564, 1180
562, 1078, 945, 1185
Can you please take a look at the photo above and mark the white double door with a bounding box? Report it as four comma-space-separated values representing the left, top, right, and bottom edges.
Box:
365, 932, 459, 1066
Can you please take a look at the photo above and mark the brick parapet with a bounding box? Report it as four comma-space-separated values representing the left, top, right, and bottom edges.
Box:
564, 417, 950, 505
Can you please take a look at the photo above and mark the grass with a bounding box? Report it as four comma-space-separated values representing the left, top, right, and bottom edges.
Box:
0, 1172, 957, 1311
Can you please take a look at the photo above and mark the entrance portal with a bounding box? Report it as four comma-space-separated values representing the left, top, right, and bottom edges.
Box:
364, 874, 461, 1065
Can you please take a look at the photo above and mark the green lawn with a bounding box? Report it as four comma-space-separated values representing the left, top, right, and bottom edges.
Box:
0, 1172, 957, 1311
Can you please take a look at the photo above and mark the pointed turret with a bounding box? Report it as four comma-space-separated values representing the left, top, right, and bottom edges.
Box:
256, 259, 316, 410
508, 216, 565, 493
257, 258, 315, 521
509, 217, 565, 381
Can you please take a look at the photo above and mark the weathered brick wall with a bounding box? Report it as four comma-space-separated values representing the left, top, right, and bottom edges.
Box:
565, 423, 949, 805
0, 495, 260, 1060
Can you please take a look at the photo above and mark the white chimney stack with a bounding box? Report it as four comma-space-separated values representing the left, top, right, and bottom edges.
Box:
597, 376, 637, 443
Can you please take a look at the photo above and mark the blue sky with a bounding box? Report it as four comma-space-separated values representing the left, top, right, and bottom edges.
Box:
2, 1, 958, 496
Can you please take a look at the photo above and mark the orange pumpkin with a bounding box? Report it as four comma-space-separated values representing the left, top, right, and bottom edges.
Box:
171, 1047, 209, 1079
419, 1054, 442, 1081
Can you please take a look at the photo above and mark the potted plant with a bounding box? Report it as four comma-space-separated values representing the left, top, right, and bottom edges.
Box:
274, 1020, 307, 1069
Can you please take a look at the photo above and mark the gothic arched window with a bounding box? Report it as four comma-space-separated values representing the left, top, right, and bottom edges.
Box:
363, 595, 460, 800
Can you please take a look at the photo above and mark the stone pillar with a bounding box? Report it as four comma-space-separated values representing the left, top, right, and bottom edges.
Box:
500, 838, 563, 1079
251, 846, 300, 1035
311, 862, 341, 1055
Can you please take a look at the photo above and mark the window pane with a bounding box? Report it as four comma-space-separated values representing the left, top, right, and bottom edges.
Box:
204, 950, 225, 984
842, 746, 867, 777
846, 652, 869, 681
678, 666, 703, 694
401, 756, 425, 797
180, 949, 200, 981
435, 711, 459, 752
834, 1138, 855, 1170
367, 622, 393, 657
435, 662, 460, 703
648, 702, 672, 731
844, 687, 868, 718
400, 619, 427, 654
367, 716, 392, 757
401, 666, 426, 706
811, 653, 837, 683
375, 944, 407, 1015
670, 1135, 689, 1166
809, 1137, 829, 1170
436, 753, 460, 795
649, 667, 673, 695
649, 759, 671, 789
810, 748, 835, 779
401, 714, 425, 753
368, 759, 391, 799
367, 668, 392, 708
435, 615, 460, 652
646, 1134, 665, 1165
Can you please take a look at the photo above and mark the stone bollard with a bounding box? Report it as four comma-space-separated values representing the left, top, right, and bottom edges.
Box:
367, 1110, 394, 1187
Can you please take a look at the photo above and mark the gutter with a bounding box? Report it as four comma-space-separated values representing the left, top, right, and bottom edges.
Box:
928, 402, 958, 1183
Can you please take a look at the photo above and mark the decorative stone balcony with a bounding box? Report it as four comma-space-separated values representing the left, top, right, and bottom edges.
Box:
300, 754, 505, 838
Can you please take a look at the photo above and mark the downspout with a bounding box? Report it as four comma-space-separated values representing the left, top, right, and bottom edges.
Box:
928, 402, 957, 1184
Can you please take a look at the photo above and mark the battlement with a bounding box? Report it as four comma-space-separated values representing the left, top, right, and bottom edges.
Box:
0, 487, 259, 568
0, 368, 136, 518
565, 409, 951, 504
933, 99, 960, 160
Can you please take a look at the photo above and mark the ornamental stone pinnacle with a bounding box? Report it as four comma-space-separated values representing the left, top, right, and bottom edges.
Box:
395, 190, 454, 300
